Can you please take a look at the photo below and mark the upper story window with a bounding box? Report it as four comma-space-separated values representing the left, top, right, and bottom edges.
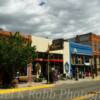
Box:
93, 42, 97, 51
98, 42, 100, 52
79, 35, 89, 42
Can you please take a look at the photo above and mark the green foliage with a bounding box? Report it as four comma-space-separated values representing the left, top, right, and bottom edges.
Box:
34, 78, 43, 82
0, 32, 36, 86
0, 32, 36, 68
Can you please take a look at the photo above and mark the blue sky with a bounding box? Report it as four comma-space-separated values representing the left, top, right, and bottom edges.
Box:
0, 0, 100, 38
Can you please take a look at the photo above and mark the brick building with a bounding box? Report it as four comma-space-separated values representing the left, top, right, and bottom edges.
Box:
0, 29, 32, 44
69, 32, 100, 75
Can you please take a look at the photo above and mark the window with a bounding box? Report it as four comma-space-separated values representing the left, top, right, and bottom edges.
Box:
98, 42, 100, 52
79, 35, 89, 42
71, 55, 75, 64
85, 57, 89, 63
93, 42, 97, 51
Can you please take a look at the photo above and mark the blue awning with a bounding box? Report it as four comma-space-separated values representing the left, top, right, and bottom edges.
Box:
70, 42, 92, 56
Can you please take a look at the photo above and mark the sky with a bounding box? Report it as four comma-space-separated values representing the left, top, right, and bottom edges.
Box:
0, 0, 100, 39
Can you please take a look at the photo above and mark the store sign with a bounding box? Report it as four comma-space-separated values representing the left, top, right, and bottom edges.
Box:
73, 48, 78, 53
49, 39, 64, 50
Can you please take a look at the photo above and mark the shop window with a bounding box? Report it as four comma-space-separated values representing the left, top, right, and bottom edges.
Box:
42, 53, 48, 59
85, 56, 89, 63
78, 56, 82, 64
71, 55, 75, 64
72, 55, 83, 65
49, 54, 54, 59
75, 55, 78, 64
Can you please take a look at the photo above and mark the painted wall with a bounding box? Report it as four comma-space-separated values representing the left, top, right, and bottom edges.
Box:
63, 42, 70, 74
31, 36, 52, 52
31, 35, 64, 54
50, 42, 70, 74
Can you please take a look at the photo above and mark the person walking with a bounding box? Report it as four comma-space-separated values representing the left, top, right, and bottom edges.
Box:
75, 67, 79, 81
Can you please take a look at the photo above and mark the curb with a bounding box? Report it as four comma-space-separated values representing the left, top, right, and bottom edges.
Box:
0, 84, 55, 94
0, 77, 99, 95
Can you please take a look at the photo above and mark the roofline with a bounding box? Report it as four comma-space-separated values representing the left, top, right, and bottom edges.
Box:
0, 30, 32, 42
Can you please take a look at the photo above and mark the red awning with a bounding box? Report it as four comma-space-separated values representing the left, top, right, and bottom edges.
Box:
34, 58, 63, 62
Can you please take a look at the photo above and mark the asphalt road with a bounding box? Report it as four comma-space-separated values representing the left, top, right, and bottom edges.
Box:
0, 80, 100, 100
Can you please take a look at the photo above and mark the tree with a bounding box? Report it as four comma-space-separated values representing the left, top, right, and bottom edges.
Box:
0, 32, 36, 88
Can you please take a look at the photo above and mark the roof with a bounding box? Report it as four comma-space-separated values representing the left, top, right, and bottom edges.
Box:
0, 30, 32, 42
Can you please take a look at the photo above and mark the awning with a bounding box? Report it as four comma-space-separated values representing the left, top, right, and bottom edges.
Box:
34, 58, 63, 62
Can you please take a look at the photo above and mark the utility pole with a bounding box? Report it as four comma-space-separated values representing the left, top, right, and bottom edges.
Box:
47, 50, 50, 84
47, 41, 52, 84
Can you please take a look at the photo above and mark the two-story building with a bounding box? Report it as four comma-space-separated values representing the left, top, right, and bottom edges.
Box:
68, 32, 100, 75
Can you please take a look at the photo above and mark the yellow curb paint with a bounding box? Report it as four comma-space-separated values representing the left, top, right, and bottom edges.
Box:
0, 78, 99, 95
95, 78, 100, 81
0, 84, 55, 94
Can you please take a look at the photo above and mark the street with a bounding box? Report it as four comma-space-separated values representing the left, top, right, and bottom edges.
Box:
0, 80, 100, 100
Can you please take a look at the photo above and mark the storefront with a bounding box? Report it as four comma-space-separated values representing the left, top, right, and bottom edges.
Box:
69, 33, 100, 75
33, 52, 63, 78
69, 42, 93, 78
31, 36, 64, 79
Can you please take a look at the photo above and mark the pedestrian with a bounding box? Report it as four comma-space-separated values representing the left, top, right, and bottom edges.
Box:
75, 67, 79, 81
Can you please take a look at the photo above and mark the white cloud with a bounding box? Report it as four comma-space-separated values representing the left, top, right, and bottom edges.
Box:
0, 0, 100, 38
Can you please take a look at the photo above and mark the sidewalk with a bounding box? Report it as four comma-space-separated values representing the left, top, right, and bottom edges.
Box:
15, 75, 100, 91
18, 76, 100, 88
0, 76, 99, 94
55, 76, 100, 86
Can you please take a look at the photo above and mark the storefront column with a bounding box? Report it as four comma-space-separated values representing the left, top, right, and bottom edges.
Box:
99, 57, 100, 71
89, 56, 92, 76
63, 42, 71, 76
96, 56, 99, 72
27, 63, 33, 85
94, 56, 98, 76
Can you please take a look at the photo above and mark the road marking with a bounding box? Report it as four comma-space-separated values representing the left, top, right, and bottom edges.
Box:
0, 84, 55, 94
72, 91, 100, 100
72, 94, 95, 100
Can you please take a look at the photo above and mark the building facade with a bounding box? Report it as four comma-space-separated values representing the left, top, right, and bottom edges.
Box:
69, 42, 93, 78
0, 30, 94, 80
31, 36, 65, 78
69, 32, 100, 75
31, 35, 93, 79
